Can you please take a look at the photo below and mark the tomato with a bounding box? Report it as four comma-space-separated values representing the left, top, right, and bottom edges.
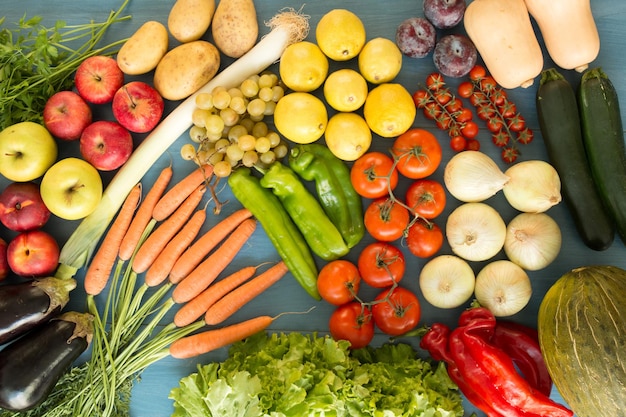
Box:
492, 130, 511, 147
490, 88, 508, 106
476, 104, 496, 120
371, 286, 421, 336
502, 147, 519, 163
479, 76, 498, 92
455, 107, 473, 124
498, 100, 517, 119
328, 302, 374, 349
412, 89, 429, 108
405, 179, 446, 219
508, 114, 526, 132
364, 197, 410, 242
406, 218, 444, 258
486, 117, 504, 133
461, 121, 479, 139
423, 102, 442, 120
469, 65, 486, 81
425, 72, 446, 91
317, 260, 361, 306
449, 135, 467, 152
466, 138, 481, 151
350, 152, 399, 199
391, 128, 442, 179
357, 241, 406, 288
516, 127, 534, 144
457, 81, 474, 99
434, 89, 452, 105
444, 98, 462, 114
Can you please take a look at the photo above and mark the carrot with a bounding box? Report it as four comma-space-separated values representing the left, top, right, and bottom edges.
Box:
173, 265, 258, 327
169, 315, 273, 359
119, 165, 173, 261
169, 208, 253, 284
144, 208, 207, 287
204, 261, 288, 326
83, 184, 142, 295
171, 218, 257, 303
132, 185, 206, 274
152, 164, 213, 222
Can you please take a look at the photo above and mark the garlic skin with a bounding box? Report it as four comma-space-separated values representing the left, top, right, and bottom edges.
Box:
474, 260, 532, 317
446, 202, 507, 261
503, 160, 562, 213
504, 212, 562, 271
444, 150, 510, 202
419, 255, 475, 309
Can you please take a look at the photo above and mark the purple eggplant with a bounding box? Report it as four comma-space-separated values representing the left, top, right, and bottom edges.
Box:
0, 311, 93, 411
0, 277, 76, 345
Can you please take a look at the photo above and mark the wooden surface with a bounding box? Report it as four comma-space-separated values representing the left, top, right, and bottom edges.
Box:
2, 1, 626, 416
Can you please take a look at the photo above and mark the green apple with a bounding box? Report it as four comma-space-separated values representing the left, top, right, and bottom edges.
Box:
0, 121, 58, 182
40, 157, 103, 220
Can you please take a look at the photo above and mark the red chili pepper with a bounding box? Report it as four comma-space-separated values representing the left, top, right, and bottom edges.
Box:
460, 317, 574, 417
493, 321, 553, 396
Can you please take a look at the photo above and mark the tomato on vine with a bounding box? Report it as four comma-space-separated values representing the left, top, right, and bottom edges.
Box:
391, 128, 442, 179
364, 197, 410, 242
406, 218, 444, 258
450, 135, 467, 152
405, 179, 446, 219
317, 260, 361, 306
328, 302, 374, 349
469, 64, 486, 81
357, 241, 406, 288
371, 286, 421, 336
350, 152, 399, 199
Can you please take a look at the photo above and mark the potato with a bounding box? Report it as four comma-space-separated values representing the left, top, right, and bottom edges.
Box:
168, 0, 215, 43
117, 21, 168, 75
211, 0, 259, 58
153, 40, 220, 101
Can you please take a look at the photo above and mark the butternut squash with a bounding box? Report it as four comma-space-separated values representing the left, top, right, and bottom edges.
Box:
524, 0, 599, 72
463, 0, 543, 89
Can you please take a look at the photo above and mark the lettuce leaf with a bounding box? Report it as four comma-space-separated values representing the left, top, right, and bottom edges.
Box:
169, 332, 464, 417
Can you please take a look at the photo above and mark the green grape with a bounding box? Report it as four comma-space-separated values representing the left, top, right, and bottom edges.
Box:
204, 114, 225, 136
249, 113, 265, 122
273, 142, 289, 159
242, 150, 259, 167
228, 124, 248, 141
237, 134, 257, 152
271, 85, 285, 102
220, 108, 240, 127
214, 138, 231, 153
180, 143, 197, 161
212, 85, 227, 95
240, 78, 259, 98
247, 98, 266, 118
267, 131, 281, 147
263, 101, 276, 116
229, 96, 248, 115
259, 150, 276, 165
251, 121, 269, 138
213, 160, 232, 178
228, 87, 244, 98
212, 89, 231, 110
195, 92, 214, 110
258, 86, 274, 102
206, 131, 223, 142
239, 117, 255, 133
258, 73, 275, 89
207, 149, 224, 165
226, 143, 245, 162
255, 136, 271, 153
192, 108, 212, 127
189, 125, 207, 143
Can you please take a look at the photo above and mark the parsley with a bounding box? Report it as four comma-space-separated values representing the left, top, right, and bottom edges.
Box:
0, 0, 131, 130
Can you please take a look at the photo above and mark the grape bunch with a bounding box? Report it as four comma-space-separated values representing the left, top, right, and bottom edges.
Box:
181, 72, 289, 177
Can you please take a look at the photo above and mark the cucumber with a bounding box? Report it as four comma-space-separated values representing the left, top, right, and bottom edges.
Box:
536, 68, 614, 251
578, 67, 626, 244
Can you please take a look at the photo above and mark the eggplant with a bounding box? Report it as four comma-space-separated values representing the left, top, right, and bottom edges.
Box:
0, 277, 76, 345
0, 311, 93, 411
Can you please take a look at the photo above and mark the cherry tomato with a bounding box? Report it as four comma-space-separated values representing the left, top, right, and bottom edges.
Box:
486, 117, 504, 133
371, 286, 421, 336
469, 65, 486, 81
317, 260, 361, 306
517, 127, 534, 145
434, 89, 452, 105
425, 72, 446, 91
455, 107, 473, 124
457, 81, 474, 99
445, 98, 462, 114
490, 88, 508, 106
498, 100, 517, 119
405, 179, 446, 219
364, 197, 410, 242
412, 89, 429, 108
476, 104, 496, 120
328, 302, 374, 349
406, 218, 444, 258
449, 135, 467, 152
479, 76, 498, 92
461, 121, 479, 139
502, 147, 520, 163
423, 102, 442, 120
357, 241, 406, 288
391, 128, 442, 179
436, 114, 452, 131
466, 138, 481, 151
350, 152, 398, 199
508, 114, 526, 132
492, 131, 511, 147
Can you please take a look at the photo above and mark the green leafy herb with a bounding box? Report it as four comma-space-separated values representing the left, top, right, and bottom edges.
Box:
0, 0, 131, 130
170, 332, 465, 417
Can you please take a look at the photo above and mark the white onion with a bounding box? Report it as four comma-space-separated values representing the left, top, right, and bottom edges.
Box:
443, 150, 510, 202
503, 160, 562, 213
504, 212, 562, 271
446, 202, 507, 261
419, 255, 475, 309
474, 260, 532, 317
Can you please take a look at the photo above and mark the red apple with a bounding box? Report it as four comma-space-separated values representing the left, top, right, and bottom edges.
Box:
42, 90, 93, 140
80, 120, 134, 171
0, 182, 51, 232
0, 237, 9, 281
74, 55, 125, 104
112, 81, 164, 133
6, 230, 60, 277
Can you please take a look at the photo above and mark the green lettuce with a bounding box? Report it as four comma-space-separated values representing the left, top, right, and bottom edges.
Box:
169, 332, 464, 417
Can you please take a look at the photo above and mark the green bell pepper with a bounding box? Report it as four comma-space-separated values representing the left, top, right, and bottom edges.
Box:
288, 144, 365, 248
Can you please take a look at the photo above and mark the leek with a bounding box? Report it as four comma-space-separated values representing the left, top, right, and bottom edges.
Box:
57, 9, 310, 279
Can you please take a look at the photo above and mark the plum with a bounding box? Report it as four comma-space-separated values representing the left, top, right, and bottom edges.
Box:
423, 0, 466, 29
433, 34, 477, 77
395, 17, 436, 58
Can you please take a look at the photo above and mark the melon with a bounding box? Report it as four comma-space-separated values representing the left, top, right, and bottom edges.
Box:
538, 265, 626, 417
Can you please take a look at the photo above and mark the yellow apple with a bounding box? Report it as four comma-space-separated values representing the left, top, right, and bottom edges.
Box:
40, 158, 103, 220
0, 122, 58, 182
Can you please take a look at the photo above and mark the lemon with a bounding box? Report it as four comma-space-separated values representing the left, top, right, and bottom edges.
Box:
316, 9, 366, 61
274, 92, 328, 144
358, 37, 403, 84
279, 41, 329, 92
323, 69, 369, 112
324, 112, 372, 161
363, 83, 416, 138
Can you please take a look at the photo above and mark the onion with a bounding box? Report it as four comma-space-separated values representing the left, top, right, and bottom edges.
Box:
419, 255, 475, 309
502, 160, 562, 213
446, 202, 507, 261
443, 150, 510, 202
504, 212, 562, 271
474, 260, 532, 317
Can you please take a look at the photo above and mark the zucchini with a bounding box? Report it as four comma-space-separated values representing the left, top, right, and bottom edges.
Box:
536, 68, 614, 250
578, 67, 626, 243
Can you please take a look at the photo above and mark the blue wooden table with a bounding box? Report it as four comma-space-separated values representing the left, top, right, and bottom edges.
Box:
2, 1, 626, 416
